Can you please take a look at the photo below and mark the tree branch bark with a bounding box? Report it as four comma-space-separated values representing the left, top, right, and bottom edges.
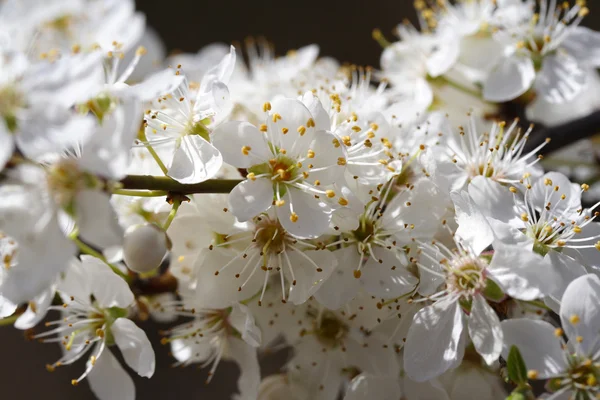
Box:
120, 175, 242, 194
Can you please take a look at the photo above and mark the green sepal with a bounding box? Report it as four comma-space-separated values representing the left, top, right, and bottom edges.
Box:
483, 278, 505, 302
507, 345, 528, 385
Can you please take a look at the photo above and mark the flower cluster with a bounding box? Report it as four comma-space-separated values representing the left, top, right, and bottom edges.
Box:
0, 1, 599, 399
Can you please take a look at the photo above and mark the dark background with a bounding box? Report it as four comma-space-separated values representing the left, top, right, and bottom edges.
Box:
2, 1, 599, 399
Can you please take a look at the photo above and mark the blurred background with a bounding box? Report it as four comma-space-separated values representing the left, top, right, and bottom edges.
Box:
2, 1, 599, 398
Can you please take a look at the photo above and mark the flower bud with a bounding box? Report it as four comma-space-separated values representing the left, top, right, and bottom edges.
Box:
123, 223, 170, 274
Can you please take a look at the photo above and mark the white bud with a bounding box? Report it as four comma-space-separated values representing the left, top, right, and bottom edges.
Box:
123, 223, 170, 274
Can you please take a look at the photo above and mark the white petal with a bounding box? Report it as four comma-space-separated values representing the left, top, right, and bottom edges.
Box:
212, 121, 271, 168
305, 130, 345, 185
313, 247, 361, 309
562, 27, 600, 67
0, 296, 16, 318
228, 178, 273, 222
112, 318, 155, 378
451, 190, 493, 255
276, 187, 332, 239
300, 91, 330, 130
287, 249, 337, 305
76, 190, 124, 249
402, 376, 450, 400
267, 98, 316, 155
344, 374, 401, 400
545, 252, 587, 303
228, 303, 262, 347
227, 337, 260, 400
81, 256, 134, 308
359, 247, 417, 298
404, 298, 466, 381
483, 54, 535, 102
80, 98, 142, 180
468, 176, 517, 223
530, 172, 581, 216
559, 274, 600, 355
488, 242, 551, 300
88, 349, 135, 400
126, 68, 185, 101
468, 294, 503, 365
535, 52, 586, 104
14, 287, 53, 329
168, 135, 223, 184
0, 124, 13, 171
425, 38, 460, 78
501, 319, 566, 379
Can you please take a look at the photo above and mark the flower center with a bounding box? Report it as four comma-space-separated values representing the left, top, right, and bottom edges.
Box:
253, 216, 291, 255
446, 256, 487, 297
46, 159, 94, 210
186, 120, 211, 142
315, 312, 348, 348
0, 86, 24, 132
548, 355, 600, 395
45, 15, 73, 33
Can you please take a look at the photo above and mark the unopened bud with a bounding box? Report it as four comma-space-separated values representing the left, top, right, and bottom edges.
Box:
123, 223, 171, 273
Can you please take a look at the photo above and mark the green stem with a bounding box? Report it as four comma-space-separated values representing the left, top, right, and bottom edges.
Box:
112, 189, 169, 197
138, 130, 169, 176
163, 200, 181, 230
430, 75, 483, 99
73, 237, 132, 283
522, 299, 553, 312
120, 175, 242, 194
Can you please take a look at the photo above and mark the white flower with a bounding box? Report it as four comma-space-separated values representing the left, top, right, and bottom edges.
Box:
432, 117, 547, 193
196, 209, 337, 306
283, 295, 399, 400
143, 47, 236, 183
1, 0, 145, 57
212, 96, 346, 238
501, 274, 600, 399
35, 256, 154, 400
379, 23, 460, 118
166, 302, 261, 400
483, 1, 599, 103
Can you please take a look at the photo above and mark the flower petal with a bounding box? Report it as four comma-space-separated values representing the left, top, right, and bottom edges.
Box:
88, 349, 135, 400
81, 255, 134, 309
76, 190, 124, 249
0, 296, 16, 318
562, 27, 600, 67
228, 303, 262, 347
305, 130, 346, 185
0, 124, 13, 172
483, 54, 535, 102
14, 287, 53, 329
313, 247, 361, 309
359, 247, 417, 298
344, 374, 401, 400
287, 249, 337, 305
227, 337, 260, 400
228, 178, 273, 222
559, 274, 600, 355
404, 298, 466, 382
267, 98, 316, 156
168, 135, 223, 184
126, 68, 185, 101
451, 190, 494, 255
535, 52, 586, 104
276, 187, 332, 239
112, 318, 155, 378
212, 121, 271, 168
501, 319, 566, 379
468, 294, 503, 365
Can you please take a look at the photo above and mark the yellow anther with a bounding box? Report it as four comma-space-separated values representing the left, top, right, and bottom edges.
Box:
527, 370, 538, 380
556, 240, 566, 247
510, 187, 518, 193
351, 126, 361, 132
71, 44, 81, 54
370, 123, 379, 131
306, 118, 315, 128
259, 124, 268, 132
297, 126, 306, 135
353, 270, 362, 279
136, 46, 148, 56
314, 180, 321, 186
570, 314, 580, 325
576, 336, 584, 343
307, 149, 315, 158
275, 200, 285, 207
341, 136, 352, 146
337, 157, 347, 166
332, 138, 341, 148
573, 226, 582, 233
325, 190, 335, 198
263, 102, 272, 112
290, 212, 299, 223
71, 380, 79, 386
554, 328, 564, 337
242, 146, 251, 155
272, 113, 282, 122
544, 178, 553, 186
338, 197, 349, 206
582, 183, 590, 191
247, 172, 256, 181
282, 127, 289, 134
378, 159, 388, 165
